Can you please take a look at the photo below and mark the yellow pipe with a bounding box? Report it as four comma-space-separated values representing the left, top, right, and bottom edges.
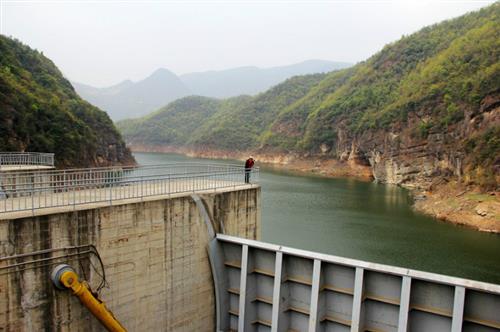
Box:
59, 269, 127, 332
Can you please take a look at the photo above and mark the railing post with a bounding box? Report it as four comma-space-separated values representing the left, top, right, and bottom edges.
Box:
109, 171, 113, 205
31, 190, 34, 216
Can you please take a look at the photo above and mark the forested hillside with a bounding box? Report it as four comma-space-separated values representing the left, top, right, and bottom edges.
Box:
119, 74, 327, 150
0, 35, 135, 167
119, 4, 499, 190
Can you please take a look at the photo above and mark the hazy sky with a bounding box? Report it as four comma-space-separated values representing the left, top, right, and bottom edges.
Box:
0, 0, 495, 87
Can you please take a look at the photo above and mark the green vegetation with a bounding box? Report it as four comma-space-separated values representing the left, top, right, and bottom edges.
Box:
118, 96, 222, 146
118, 3, 499, 182
118, 74, 326, 151
465, 193, 497, 203
287, 3, 499, 150
465, 127, 500, 168
0, 35, 133, 167
464, 127, 500, 189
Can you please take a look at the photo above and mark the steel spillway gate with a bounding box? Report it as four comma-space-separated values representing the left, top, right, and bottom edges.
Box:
208, 234, 500, 332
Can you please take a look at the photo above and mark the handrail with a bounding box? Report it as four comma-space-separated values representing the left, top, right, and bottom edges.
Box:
0, 164, 250, 188
216, 234, 500, 293
1, 162, 242, 175
0, 163, 259, 213
0, 152, 54, 167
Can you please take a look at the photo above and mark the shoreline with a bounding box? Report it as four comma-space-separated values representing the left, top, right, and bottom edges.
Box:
413, 183, 500, 234
131, 145, 500, 234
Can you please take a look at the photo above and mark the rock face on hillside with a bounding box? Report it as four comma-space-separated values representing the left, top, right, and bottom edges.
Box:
0, 35, 135, 168
353, 93, 499, 189
320, 90, 499, 189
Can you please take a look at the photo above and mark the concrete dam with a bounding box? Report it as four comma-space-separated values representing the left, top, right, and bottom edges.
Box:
0, 155, 499, 331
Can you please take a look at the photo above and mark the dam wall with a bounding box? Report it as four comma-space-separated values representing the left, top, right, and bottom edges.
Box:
0, 186, 261, 331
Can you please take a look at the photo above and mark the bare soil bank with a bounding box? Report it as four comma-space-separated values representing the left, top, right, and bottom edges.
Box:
414, 182, 500, 234
131, 144, 500, 234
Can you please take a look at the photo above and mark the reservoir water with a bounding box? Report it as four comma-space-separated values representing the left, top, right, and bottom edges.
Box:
134, 152, 500, 284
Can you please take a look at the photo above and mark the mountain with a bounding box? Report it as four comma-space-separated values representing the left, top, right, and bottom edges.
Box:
118, 96, 223, 147
0, 35, 135, 168
179, 60, 351, 98
118, 3, 499, 191
74, 79, 134, 96
73, 68, 190, 121
120, 74, 326, 150
73, 60, 351, 120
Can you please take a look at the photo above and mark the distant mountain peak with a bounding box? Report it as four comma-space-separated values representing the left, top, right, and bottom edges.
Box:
148, 68, 178, 79
73, 60, 352, 120
179, 59, 352, 98
73, 67, 190, 120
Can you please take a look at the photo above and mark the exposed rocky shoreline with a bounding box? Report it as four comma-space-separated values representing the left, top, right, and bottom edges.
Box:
130, 144, 500, 234
413, 183, 500, 234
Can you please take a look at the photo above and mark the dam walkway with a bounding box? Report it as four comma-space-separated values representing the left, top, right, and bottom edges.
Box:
0, 163, 259, 219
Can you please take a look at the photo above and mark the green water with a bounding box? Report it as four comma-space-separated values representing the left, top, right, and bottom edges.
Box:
134, 152, 500, 284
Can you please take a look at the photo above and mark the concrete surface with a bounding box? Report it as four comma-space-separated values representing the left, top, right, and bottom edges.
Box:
0, 186, 261, 331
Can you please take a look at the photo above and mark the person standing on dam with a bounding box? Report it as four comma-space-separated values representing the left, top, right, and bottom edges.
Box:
245, 157, 255, 183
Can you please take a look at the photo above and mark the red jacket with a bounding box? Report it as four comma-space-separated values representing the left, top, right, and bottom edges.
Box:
245, 158, 254, 169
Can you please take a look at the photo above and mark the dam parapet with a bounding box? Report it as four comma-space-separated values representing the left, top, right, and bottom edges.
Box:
0, 163, 259, 219
0, 163, 260, 331
0, 152, 55, 171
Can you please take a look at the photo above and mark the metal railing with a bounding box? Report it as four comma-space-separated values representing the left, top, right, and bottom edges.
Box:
0, 152, 54, 167
212, 234, 500, 332
0, 163, 259, 214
